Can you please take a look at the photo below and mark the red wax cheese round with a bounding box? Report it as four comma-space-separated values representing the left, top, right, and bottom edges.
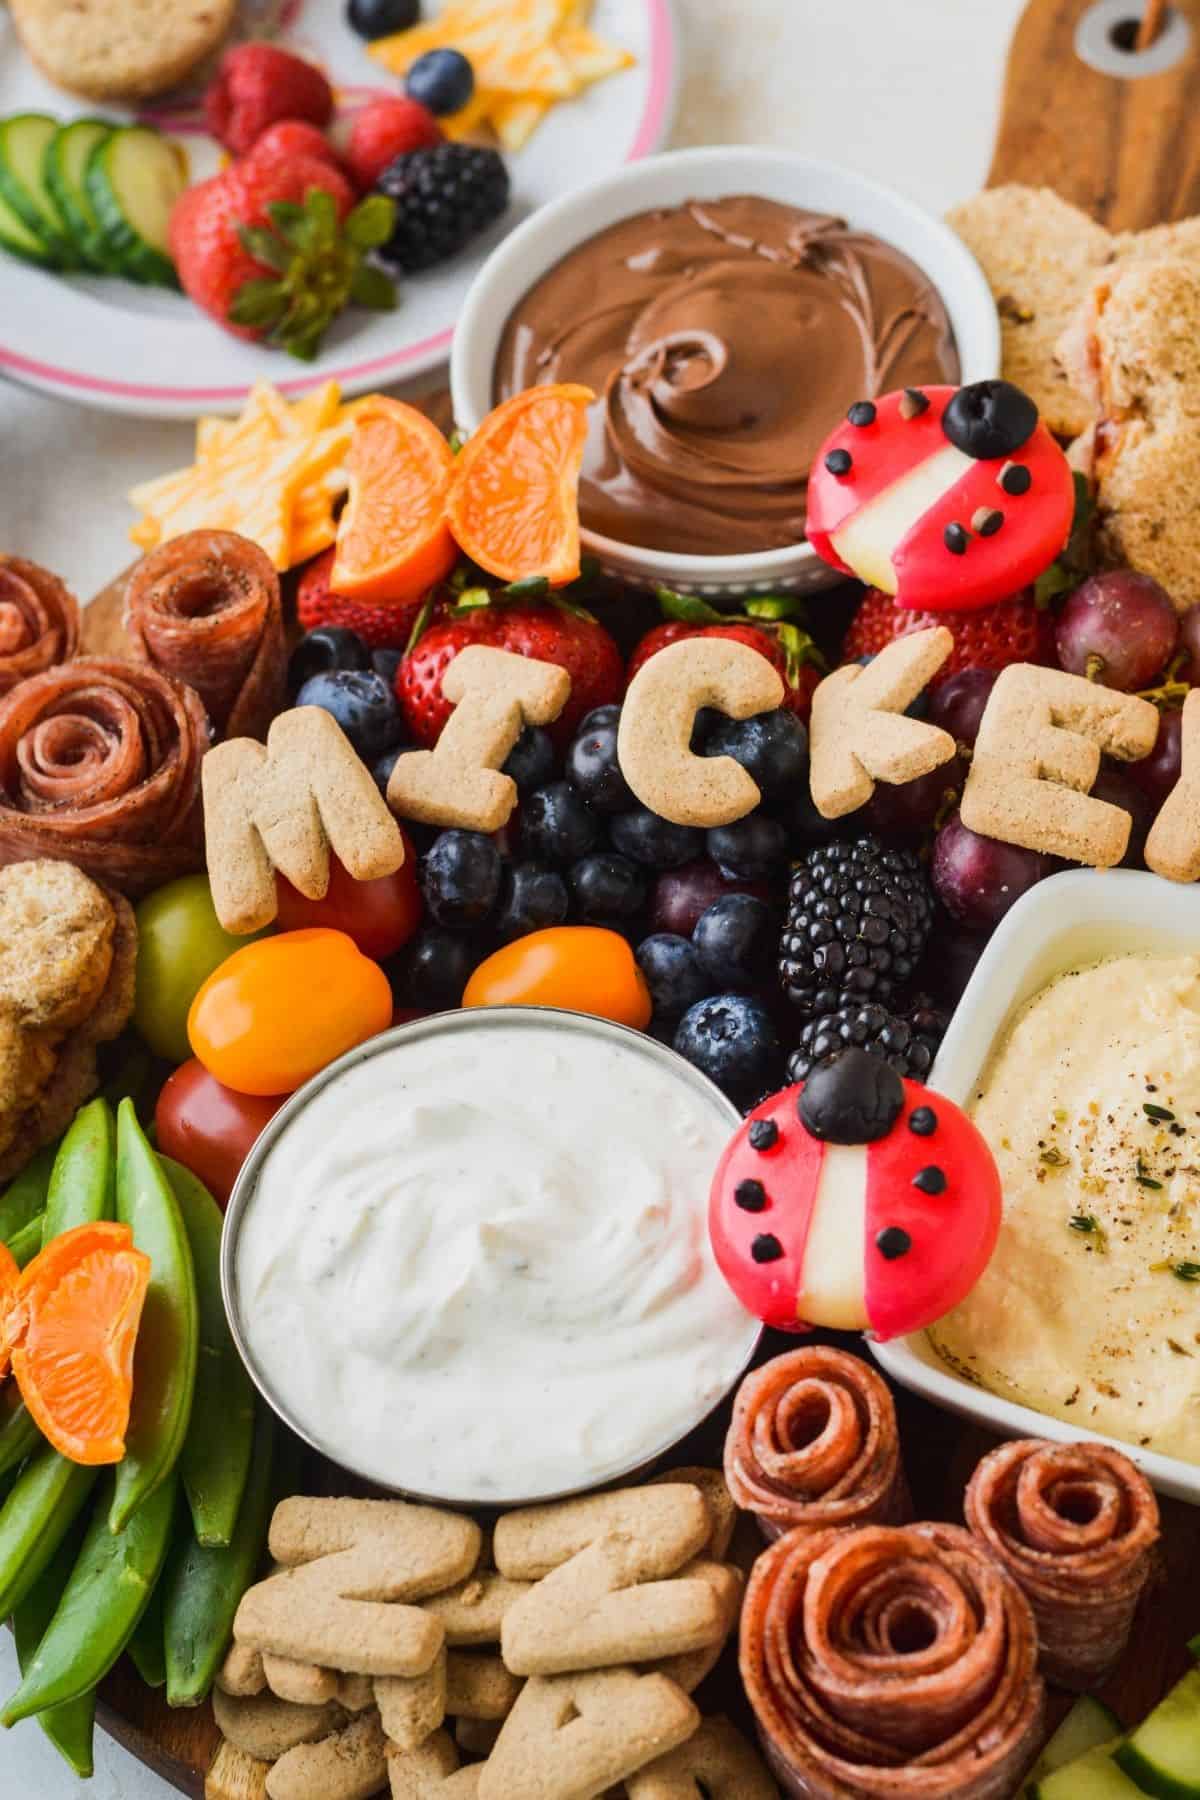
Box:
709, 1062, 1001, 1340
806, 382, 1075, 612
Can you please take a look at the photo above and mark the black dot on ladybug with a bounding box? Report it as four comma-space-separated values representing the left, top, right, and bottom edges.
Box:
912, 1165, 948, 1195
847, 401, 877, 427
908, 1106, 938, 1137
751, 1233, 784, 1264
972, 507, 1004, 537
999, 462, 1033, 496
748, 1118, 779, 1152
876, 1226, 912, 1261
942, 379, 1038, 461
735, 1179, 767, 1213
944, 522, 969, 556
899, 387, 930, 420
825, 448, 853, 476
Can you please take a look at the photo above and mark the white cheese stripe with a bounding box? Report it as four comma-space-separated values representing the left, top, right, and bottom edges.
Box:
832, 443, 974, 594
798, 1142, 868, 1330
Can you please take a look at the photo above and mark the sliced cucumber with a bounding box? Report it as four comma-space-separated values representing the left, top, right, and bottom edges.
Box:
1189, 1633, 1200, 1663
44, 120, 114, 272
0, 187, 56, 267
0, 114, 75, 267
1115, 1668, 1200, 1799
85, 125, 184, 287
1031, 1698, 1124, 1781
1030, 1740, 1145, 1799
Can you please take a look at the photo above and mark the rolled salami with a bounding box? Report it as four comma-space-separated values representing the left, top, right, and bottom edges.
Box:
124, 530, 285, 740
964, 1438, 1159, 1690
740, 1522, 1044, 1800
725, 1347, 910, 1541
0, 658, 210, 896
0, 558, 79, 694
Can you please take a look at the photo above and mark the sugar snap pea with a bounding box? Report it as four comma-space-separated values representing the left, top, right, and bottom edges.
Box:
127, 1567, 167, 1689
163, 1401, 275, 1708
1, 1469, 177, 1725
111, 1100, 198, 1534
11, 1512, 96, 1777
43, 1095, 115, 1242
163, 1156, 254, 1548
6, 1209, 45, 1269
0, 1444, 97, 1620
0, 1385, 39, 1478
0, 1143, 56, 1245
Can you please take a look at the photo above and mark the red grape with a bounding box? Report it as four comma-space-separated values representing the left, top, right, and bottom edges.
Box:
863, 756, 966, 840
650, 860, 771, 937
1054, 571, 1178, 691
926, 668, 999, 747
1091, 762, 1156, 868
931, 812, 1054, 932
1128, 706, 1183, 808
1175, 603, 1200, 682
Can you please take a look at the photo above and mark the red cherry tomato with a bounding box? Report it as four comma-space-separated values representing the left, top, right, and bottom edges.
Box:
275, 841, 421, 962
188, 928, 393, 1096
462, 927, 651, 1030
155, 1060, 282, 1209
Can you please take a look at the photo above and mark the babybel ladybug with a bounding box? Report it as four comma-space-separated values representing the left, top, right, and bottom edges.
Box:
806, 379, 1075, 612
708, 1049, 1001, 1339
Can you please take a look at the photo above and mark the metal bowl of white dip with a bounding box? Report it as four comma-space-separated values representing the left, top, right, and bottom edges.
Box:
221, 1006, 761, 1508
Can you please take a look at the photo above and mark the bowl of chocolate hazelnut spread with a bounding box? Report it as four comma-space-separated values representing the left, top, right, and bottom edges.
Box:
451, 148, 999, 596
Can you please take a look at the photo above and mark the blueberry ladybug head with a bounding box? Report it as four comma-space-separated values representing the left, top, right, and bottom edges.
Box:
942, 380, 1038, 461
798, 1048, 904, 1144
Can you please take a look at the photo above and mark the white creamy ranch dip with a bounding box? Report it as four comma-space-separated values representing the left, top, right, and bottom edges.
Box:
233, 1015, 758, 1501
931, 954, 1200, 1464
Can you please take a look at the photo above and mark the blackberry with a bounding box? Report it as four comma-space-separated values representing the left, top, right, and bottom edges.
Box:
374, 144, 510, 274
779, 836, 933, 1016
787, 1002, 945, 1084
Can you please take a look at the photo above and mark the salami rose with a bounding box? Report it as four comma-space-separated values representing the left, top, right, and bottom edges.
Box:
0, 659, 210, 896
741, 1522, 1044, 1800
725, 1348, 910, 1542
964, 1439, 1159, 1691
124, 530, 285, 740
0, 558, 80, 694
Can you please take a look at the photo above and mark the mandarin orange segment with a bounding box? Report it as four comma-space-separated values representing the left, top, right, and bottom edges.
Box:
331, 396, 458, 606
446, 384, 593, 587
8, 1221, 151, 1466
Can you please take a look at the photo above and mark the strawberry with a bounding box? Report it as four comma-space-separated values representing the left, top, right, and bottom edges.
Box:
345, 98, 442, 193
842, 587, 1056, 686
625, 596, 826, 722
204, 44, 334, 157
248, 120, 343, 169
297, 549, 425, 648
169, 155, 396, 360
398, 588, 624, 748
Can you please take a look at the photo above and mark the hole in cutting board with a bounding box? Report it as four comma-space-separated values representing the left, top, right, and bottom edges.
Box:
1076, 0, 1192, 74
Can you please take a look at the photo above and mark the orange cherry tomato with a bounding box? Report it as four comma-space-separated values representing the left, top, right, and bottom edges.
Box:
188, 929, 392, 1097
462, 926, 651, 1030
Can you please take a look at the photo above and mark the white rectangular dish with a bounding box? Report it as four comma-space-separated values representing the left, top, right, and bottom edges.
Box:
871, 866, 1200, 1504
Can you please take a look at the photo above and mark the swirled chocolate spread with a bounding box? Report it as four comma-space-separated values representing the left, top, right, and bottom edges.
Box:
494, 197, 960, 556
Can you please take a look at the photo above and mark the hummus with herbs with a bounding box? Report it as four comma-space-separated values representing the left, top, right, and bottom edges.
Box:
930, 953, 1200, 1465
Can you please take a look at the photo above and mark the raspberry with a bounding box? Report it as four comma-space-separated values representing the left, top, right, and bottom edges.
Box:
345, 98, 442, 193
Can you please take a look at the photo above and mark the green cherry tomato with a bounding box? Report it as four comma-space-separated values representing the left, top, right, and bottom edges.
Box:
134, 876, 264, 1065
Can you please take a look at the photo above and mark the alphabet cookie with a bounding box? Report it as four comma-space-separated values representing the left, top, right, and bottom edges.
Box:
808, 628, 955, 819
1145, 690, 1200, 882
807, 380, 1075, 609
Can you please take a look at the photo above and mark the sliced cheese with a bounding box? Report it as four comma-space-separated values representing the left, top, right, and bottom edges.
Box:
798, 1142, 868, 1330
832, 443, 973, 595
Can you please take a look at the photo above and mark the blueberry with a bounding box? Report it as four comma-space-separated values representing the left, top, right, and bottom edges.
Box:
674, 994, 780, 1103
387, 928, 475, 1012
372, 744, 409, 798
494, 860, 569, 942
502, 726, 557, 795
579, 704, 622, 732
295, 669, 404, 762
405, 47, 475, 115
565, 717, 633, 813
568, 853, 646, 923
289, 628, 371, 695
856, 656, 929, 719
609, 806, 704, 870
705, 709, 808, 797
348, 0, 420, 38
518, 782, 600, 865
420, 830, 501, 928
693, 894, 774, 990
706, 815, 788, 879
636, 933, 710, 1022
371, 647, 403, 689
773, 780, 841, 847
941, 378, 1038, 461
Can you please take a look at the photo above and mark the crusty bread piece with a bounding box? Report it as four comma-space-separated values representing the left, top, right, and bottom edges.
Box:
9, 0, 237, 101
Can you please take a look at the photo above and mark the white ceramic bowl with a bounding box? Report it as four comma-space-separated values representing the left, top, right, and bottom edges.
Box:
450, 146, 1000, 599
872, 868, 1200, 1505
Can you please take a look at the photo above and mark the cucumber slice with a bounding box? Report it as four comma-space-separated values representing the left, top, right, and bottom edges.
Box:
0, 114, 77, 267
0, 187, 56, 267
85, 125, 184, 287
1115, 1668, 1200, 1799
1190, 1634, 1200, 1663
1030, 1740, 1145, 1799
44, 121, 114, 272
1032, 1698, 1124, 1780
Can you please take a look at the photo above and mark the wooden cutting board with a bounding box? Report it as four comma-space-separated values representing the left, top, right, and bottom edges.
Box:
83, 5, 1200, 1794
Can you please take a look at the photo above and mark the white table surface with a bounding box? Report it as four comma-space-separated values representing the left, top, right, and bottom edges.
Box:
0, 0, 1025, 1792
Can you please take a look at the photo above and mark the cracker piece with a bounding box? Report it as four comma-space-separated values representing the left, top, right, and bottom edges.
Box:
262, 1654, 339, 1706
646, 1562, 743, 1695
338, 1673, 377, 1714
453, 1716, 501, 1758
424, 1572, 532, 1645
1146, 687, 1200, 880
211, 1686, 344, 1762
205, 1737, 271, 1800
625, 1714, 778, 1799
376, 1649, 447, 1752
387, 1729, 481, 1797
494, 1486, 709, 1582
646, 1468, 736, 1561
266, 1710, 388, 1800
9, 0, 237, 100
808, 629, 955, 819
477, 1669, 698, 1800
0, 860, 116, 1032
444, 1652, 522, 1721
217, 1642, 267, 1698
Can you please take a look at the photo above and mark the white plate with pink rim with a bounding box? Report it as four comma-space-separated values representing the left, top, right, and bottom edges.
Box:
0, 0, 679, 418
